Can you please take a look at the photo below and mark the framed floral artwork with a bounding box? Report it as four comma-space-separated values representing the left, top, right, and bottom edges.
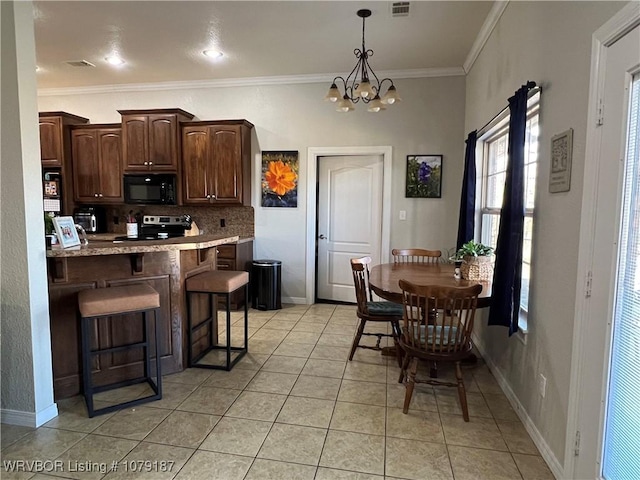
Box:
261, 151, 299, 207
405, 155, 442, 198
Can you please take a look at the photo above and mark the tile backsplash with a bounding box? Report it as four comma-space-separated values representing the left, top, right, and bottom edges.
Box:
109, 205, 254, 238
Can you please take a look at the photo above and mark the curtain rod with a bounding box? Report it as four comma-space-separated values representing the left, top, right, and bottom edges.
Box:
475, 82, 540, 138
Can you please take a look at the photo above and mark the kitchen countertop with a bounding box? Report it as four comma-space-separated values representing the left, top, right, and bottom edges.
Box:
46, 233, 240, 258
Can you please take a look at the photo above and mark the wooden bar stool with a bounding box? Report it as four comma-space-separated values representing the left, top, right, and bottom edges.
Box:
186, 270, 249, 371
78, 284, 162, 417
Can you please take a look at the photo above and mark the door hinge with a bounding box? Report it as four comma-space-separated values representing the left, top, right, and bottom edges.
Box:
574, 430, 581, 456
585, 271, 593, 298
596, 98, 604, 126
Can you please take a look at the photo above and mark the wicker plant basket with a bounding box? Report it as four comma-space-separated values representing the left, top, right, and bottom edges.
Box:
461, 255, 495, 281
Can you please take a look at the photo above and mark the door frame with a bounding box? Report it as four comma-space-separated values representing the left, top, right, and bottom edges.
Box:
565, 3, 640, 478
306, 146, 392, 305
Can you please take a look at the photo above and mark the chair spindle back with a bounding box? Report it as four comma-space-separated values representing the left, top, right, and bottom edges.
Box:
392, 248, 442, 264
350, 256, 373, 312
399, 280, 482, 354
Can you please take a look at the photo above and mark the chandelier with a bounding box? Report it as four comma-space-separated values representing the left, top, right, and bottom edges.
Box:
324, 9, 401, 113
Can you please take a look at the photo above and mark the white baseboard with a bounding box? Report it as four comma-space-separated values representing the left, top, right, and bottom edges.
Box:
1, 403, 58, 428
472, 333, 564, 480
281, 296, 308, 305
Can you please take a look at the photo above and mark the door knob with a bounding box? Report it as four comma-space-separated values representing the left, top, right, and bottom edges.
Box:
318, 234, 327, 239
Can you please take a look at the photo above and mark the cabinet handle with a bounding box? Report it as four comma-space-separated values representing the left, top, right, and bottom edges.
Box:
99, 193, 103, 197
149, 161, 153, 165
94, 193, 99, 197
211, 194, 216, 199
144, 161, 148, 165
206, 194, 211, 199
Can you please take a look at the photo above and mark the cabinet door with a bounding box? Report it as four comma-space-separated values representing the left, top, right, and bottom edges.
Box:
49, 282, 97, 399
97, 129, 123, 203
72, 129, 100, 202
40, 117, 63, 166
182, 126, 211, 204
211, 125, 243, 204
148, 115, 178, 171
103, 276, 179, 377
122, 116, 148, 171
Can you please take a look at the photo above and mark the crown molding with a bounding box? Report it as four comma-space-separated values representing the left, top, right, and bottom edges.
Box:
37, 67, 465, 97
463, 1, 509, 74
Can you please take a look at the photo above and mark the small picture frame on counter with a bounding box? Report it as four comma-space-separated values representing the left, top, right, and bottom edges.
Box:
53, 216, 81, 249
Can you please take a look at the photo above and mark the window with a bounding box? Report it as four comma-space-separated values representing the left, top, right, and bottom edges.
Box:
479, 94, 540, 326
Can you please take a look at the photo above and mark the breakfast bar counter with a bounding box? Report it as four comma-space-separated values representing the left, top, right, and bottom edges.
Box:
46, 234, 241, 399
46, 233, 240, 257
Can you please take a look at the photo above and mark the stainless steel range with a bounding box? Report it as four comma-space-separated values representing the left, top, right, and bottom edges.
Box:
115, 215, 192, 241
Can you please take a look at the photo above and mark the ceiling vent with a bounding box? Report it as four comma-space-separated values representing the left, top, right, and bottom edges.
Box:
391, 2, 410, 17
65, 60, 95, 68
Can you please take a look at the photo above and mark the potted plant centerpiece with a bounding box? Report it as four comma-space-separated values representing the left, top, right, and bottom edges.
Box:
452, 240, 495, 281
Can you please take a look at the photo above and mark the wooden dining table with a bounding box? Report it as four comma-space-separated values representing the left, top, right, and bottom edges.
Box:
369, 262, 492, 308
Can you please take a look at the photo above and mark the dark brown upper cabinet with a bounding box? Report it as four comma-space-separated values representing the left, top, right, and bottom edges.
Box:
71, 125, 123, 204
39, 112, 89, 167
181, 120, 253, 206
119, 109, 194, 173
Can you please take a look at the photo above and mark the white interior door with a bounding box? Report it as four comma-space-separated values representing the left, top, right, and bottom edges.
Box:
316, 155, 383, 302
574, 24, 640, 479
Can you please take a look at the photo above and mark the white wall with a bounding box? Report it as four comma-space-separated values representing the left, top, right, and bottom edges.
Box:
38, 76, 467, 301
1, 0, 57, 426
464, 0, 627, 471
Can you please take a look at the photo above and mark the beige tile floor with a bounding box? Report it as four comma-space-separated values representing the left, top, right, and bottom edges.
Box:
1, 304, 555, 480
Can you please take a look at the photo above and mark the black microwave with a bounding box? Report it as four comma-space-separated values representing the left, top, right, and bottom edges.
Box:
123, 174, 177, 205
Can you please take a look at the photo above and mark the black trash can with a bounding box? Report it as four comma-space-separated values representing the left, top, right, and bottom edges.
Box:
252, 259, 282, 310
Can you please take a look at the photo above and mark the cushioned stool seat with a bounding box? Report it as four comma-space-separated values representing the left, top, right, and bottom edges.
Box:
79, 284, 160, 317
186, 271, 249, 294
79, 284, 162, 418
186, 270, 250, 371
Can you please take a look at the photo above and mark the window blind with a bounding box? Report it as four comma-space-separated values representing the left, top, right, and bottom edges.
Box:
602, 74, 640, 479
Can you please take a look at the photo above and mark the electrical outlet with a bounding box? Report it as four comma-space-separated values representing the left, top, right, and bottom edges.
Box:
538, 374, 547, 398
399, 210, 407, 220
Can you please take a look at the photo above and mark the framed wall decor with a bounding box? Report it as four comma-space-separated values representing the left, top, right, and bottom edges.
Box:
261, 151, 299, 207
405, 155, 442, 198
549, 128, 573, 193
53, 216, 81, 248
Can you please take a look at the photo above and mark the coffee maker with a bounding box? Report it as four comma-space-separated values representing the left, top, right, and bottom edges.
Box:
73, 207, 106, 233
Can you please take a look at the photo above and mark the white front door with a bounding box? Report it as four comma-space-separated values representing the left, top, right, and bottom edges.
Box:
574, 23, 640, 479
316, 155, 383, 302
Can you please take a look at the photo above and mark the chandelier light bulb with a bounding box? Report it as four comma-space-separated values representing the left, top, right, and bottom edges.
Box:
382, 85, 402, 105
324, 83, 341, 103
336, 95, 355, 112
367, 95, 386, 113
354, 80, 374, 99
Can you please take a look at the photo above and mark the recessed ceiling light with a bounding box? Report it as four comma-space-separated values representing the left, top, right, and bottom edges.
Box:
203, 50, 223, 59
105, 55, 125, 66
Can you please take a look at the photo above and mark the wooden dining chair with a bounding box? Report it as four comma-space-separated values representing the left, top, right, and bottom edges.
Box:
392, 248, 442, 264
350, 257, 404, 367
397, 280, 482, 421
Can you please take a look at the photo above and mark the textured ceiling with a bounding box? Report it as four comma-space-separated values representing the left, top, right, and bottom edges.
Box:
34, 1, 494, 89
